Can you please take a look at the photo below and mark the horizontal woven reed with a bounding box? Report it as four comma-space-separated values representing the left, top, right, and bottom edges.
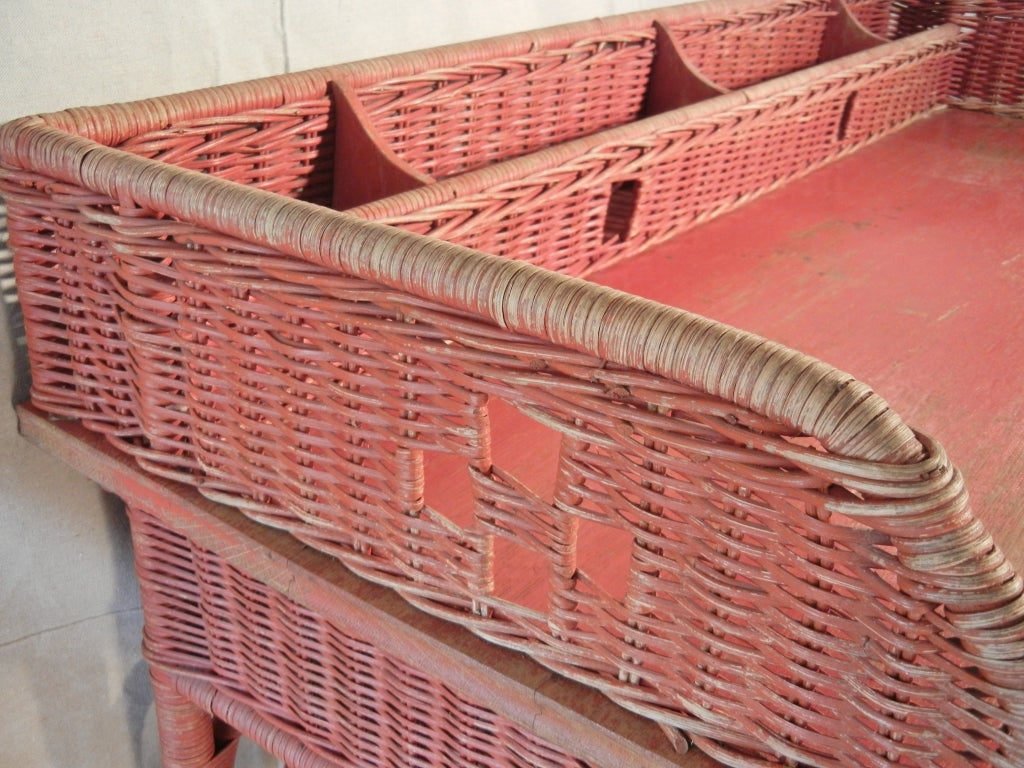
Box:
116, 98, 336, 205
2, 2, 1023, 765
664, 0, 836, 90
846, 0, 1024, 117
349, 32, 656, 181
348, 0, 878, 181
9, 180, 1022, 764
158, 241, 1024, 765
129, 505, 590, 768
941, 0, 1024, 116
335, 0, 892, 212
843, 0, 918, 37
349, 25, 959, 277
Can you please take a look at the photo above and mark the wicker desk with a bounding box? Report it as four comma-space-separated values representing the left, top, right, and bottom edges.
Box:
4, 1, 1022, 764
17, 404, 718, 768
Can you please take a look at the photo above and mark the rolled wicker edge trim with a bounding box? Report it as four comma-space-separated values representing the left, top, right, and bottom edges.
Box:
0, 115, 922, 465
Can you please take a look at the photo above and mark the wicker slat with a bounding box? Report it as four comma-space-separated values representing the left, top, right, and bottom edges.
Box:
130, 504, 593, 768
2, 1, 1023, 765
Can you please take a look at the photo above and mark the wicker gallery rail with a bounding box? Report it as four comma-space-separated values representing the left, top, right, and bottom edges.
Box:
2, 0, 1023, 766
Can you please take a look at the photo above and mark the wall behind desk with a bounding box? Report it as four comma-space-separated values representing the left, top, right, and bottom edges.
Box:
0, 2, 676, 766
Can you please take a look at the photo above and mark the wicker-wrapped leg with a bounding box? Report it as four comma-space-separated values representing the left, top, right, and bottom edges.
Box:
150, 667, 240, 768
171, 675, 339, 768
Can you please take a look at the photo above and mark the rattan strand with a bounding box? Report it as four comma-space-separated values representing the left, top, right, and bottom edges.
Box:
2, 1, 1023, 765
132, 507, 590, 768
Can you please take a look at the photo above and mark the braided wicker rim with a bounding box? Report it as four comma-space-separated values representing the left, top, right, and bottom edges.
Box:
0, 104, 927, 465
2, 2, 1022, 764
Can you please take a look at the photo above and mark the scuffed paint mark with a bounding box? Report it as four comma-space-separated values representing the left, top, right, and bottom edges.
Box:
937, 303, 967, 322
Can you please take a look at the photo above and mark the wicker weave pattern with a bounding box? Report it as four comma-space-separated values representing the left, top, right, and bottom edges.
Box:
351, 30, 959, 277
11, 202, 1012, 765
1, 18, 956, 479
178, 255, 1024, 767
2, 2, 1023, 765
129, 505, 590, 768
665, 0, 836, 89
943, 0, 1024, 117
115, 99, 335, 206
847, 0, 1024, 117
353, 33, 657, 181
5, 123, 1023, 768
351, 0, 859, 178
4, 173, 141, 432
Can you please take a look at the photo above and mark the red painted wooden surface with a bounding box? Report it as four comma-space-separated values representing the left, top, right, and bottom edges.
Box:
592, 108, 1024, 561
416, 108, 1024, 630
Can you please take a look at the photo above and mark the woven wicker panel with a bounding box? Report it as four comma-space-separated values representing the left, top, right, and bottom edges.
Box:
837, 37, 960, 141
355, 29, 959, 279
943, 0, 1024, 117
665, 0, 837, 90
129, 505, 590, 768
628, 84, 853, 247
846, 0, 1024, 117
2, 170, 142, 438
115, 98, 335, 206
351, 32, 656, 182
6, 119, 1022, 766
2, 2, 1022, 764
82, 226, 1018, 766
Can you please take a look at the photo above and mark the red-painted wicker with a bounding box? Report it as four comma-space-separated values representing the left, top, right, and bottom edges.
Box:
940, 0, 1024, 117
348, 24, 960, 275
19, 410, 702, 767
3, 2, 1023, 766
129, 505, 593, 768
848, 0, 1024, 117
330, 0, 902, 210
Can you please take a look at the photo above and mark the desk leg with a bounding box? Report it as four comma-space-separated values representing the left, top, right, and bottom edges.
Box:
151, 666, 241, 768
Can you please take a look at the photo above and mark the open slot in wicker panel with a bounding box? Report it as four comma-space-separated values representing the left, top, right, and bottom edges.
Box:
330, 0, 890, 210
3, 1, 1024, 766
346, 18, 960, 276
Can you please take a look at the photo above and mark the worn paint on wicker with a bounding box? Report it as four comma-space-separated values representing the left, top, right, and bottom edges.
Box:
2, 0, 1024, 766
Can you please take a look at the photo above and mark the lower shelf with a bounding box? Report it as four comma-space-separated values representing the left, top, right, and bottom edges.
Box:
17, 405, 713, 768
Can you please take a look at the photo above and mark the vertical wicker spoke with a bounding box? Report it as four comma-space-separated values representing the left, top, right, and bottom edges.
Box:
3, 1, 1023, 764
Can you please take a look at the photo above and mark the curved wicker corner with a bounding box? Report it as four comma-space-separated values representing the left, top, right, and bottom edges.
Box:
2, 2, 1023, 764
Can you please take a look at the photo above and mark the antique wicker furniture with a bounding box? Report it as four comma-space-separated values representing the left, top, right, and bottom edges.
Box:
3, 0, 1023, 766
19, 407, 713, 768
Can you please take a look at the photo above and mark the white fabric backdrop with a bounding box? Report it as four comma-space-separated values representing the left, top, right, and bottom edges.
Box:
0, 2, 685, 766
